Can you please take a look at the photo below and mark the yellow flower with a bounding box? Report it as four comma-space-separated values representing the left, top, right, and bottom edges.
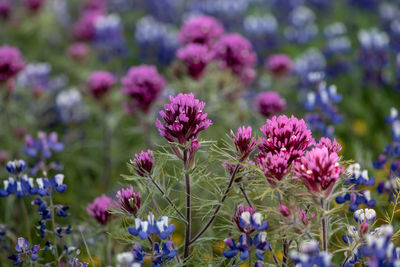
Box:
172, 233, 183, 245
213, 241, 225, 254
276, 250, 283, 260
352, 119, 367, 136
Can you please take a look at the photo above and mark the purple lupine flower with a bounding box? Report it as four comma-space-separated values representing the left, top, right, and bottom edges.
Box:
87, 71, 115, 99
69, 257, 89, 267
178, 15, 224, 47
131, 150, 153, 177
121, 65, 166, 113
87, 194, 113, 225
6, 160, 26, 174
264, 54, 293, 76
231, 126, 257, 162
155, 93, 212, 145
290, 240, 334, 267
213, 33, 257, 84
353, 208, 376, 224
258, 115, 314, 165
23, 0, 45, 12
223, 232, 269, 261
152, 241, 178, 266
257, 151, 290, 185
132, 243, 145, 264
232, 204, 268, 235
294, 146, 345, 198
23, 132, 64, 159
254, 91, 286, 118
8, 237, 40, 265
128, 214, 175, 240
176, 44, 212, 80
116, 186, 141, 215
0, 45, 25, 83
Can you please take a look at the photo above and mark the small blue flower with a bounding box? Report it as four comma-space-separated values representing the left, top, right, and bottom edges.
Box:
6, 160, 26, 174
152, 241, 177, 266
8, 237, 40, 265
128, 214, 175, 240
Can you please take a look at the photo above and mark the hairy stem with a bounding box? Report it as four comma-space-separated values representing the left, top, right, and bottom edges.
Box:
148, 175, 187, 222
190, 164, 240, 245
321, 199, 329, 252
239, 183, 252, 207
183, 150, 191, 264
268, 246, 280, 266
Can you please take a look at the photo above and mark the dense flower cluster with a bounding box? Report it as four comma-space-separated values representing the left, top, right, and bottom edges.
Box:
254, 91, 286, 118
8, 237, 39, 265
116, 186, 141, 215
264, 54, 293, 76
0, 45, 25, 83
128, 214, 175, 240
176, 44, 212, 80
87, 70, 115, 99
290, 240, 334, 267
131, 150, 153, 177
231, 126, 257, 162
121, 65, 166, 113
87, 194, 113, 225
178, 15, 224, 47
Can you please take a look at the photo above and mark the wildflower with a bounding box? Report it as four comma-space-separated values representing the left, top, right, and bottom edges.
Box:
178, 15, 224, 47
155, 93, 212, 145
278, 205, 291, 217
23, 0, 45, 12
121, 65, 165, 113
231, 126, 257, 161
353, 208, 376, 224
128, 214, 175, 240
6, 160, 26, 174
294, 146, 345, 197
257, 151, 290, 185
176, 44, 212, 80
255, 91, 286, 118
223, 232, 269, 261
233, 204, 268, 235
316, 137, 342, 154
213, 33, 257, 84
87, 71, 115, 99
152, 241, 178, 266
67, 43, 90, 61
0, 45, 25, 83
290, 240, 334, 267
23, 132, 64, 159
87, 194, 113, 225
69, 257, 89, 267
131, 243, 145, 264
265, 54, 293, 76
116, 186, 141, 215
73, 11, 103, 41
0, 0, 11, 20
258, 115, 314, 164
131, 150, 153, 177
8, 237, 39, 265
284, 6, 317, 45
116, 252, 135, 267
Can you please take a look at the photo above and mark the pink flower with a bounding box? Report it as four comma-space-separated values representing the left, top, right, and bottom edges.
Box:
257, 151, 291, 185
0, 0, 11, 20
213, 33, 257, 80
83, 0, 107, 12
132, 150, 153, 177
67, 43, 90, 61
24, 0, 45, 12
294, 147, 345, 197
178, 15, 224, 47
87, 71, 115, 99
116, 186, 141, 215
258, 115, 314, 164
264, 54, 293, 76
121, 65, 166, 113
278, 205, 291, 217
255, 91, 286, 118
231, 126, 257, 161
0, 46, 25, 83
176, 44, 212, 80
87, 194, 113, 225
155, 93, 212, 145
316, 137, 342, 154
73, 11, 103, 41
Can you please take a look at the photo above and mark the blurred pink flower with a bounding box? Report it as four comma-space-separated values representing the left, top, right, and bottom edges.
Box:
178, 15, 224, 47
87, 71, 115, 99
0, 45, 25, 83
255, 91, 286, 118
231, 126, 257, 161
264, 54, 293, 76
132, 150, 154, 177
87, 194, 113, 225
176, 44, 212, 80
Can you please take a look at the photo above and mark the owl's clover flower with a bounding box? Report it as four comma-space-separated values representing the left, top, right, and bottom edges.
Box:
264, 54, 293, 76
87, 70, 115, 99
87, 194, 113, 225
178, 15, 224, 47
131, 150, 153, 177
0, 45, 26, 84
176, 44, 212, 80
254, 91, 286, 118
231, 126, 257, 162
116, 186, 141, 215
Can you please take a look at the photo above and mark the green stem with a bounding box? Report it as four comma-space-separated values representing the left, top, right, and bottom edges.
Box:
321, 199, 329, 252
20, 198, 32, 243
49, 193, 60, 267
183, 149, 191, 265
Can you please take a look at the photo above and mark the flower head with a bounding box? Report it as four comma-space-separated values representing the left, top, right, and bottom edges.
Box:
265, 54, 293, 76
294, 147, 345, 197
121, 65, 166, 113
176, 44, 212, 80
116, 186, 141, 215
354, 208, 376, 224
213, 33, 257, 83
257, 151, 290, 185
131, 150, 153, 177
73, 11, 103, 41
87, 194, 113, 225
8, 237, 39, 265
254, 91, 286, 118
231, 126, 257, 161
258, 115, 314, 164
87, 71, 115, 99
316, 137, 342, 154
178, 15, 224, 47
128, 214, 175, 240
155, 93, 212, 145
233, 204, 268, 235
0, 45, 25, 83
67, 43, 90, 61
23, 0, 45, 12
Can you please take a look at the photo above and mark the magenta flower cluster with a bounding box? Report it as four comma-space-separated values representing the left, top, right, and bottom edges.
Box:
256, 115, 314, 185
121, 65, 166, 113
264, 54, 293, 76
116, 186, 141, 215
254, 91, 286, 118
231, 126, 257, 162
132, 150, 154, 177
178, 15, 224, 47
176, 44, 212, 80
0, 45, 25, 83
155, 93, 212, 145
87, 194, 113, 225
87, 70, 115, 99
